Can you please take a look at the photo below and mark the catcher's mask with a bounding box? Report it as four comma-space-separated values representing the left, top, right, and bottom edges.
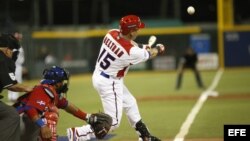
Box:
119, 15, 145, 35
41, 66, 70, 94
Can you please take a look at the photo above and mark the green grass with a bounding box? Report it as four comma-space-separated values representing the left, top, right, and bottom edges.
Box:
1, 68, 250, 140
216, 69, 250, 94
188, 99, 250, 138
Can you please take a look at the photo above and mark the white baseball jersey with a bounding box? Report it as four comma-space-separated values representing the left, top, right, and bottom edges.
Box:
8, 47, 25, 101
15, 47, 25, 69
95, 29, 150, 78
68, 29, 151, 140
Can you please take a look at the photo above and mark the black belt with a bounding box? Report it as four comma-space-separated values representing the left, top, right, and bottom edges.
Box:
100, 71, 110, 79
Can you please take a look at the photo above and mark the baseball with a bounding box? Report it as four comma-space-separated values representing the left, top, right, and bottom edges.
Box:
187, 6, 195, 15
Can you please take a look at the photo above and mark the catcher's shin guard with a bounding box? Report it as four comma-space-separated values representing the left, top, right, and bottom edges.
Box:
40, 112, 59, 141
135, 120, 161, 141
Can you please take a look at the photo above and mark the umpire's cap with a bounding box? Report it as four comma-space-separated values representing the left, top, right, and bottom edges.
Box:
0, 33, 20, 50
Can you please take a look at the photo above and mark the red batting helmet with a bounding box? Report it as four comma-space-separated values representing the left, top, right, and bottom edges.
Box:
119, 15, 145, 35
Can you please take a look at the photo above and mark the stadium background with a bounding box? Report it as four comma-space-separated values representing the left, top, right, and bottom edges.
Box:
1, 0, 250, 78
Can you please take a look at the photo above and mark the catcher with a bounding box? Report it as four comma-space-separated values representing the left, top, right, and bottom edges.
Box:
13, 66, 112, 141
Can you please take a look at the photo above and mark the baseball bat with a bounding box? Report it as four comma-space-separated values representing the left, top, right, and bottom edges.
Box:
148, 35, 157, 47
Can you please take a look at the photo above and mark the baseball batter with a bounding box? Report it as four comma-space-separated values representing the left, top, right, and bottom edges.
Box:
67, 15, 165, 141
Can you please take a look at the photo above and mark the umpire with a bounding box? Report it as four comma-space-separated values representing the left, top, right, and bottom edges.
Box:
0, 33, 32, 141
176, 47, 205, 90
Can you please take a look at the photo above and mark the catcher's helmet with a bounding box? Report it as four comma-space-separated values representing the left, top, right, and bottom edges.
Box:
41, 66, 69, 85
119, 15, 145, 35
41, 66, 70, 94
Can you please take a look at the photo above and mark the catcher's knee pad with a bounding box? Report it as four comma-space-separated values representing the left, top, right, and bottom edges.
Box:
45, 112, 59, 123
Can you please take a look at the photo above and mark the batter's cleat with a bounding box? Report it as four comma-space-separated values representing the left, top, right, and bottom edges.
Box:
67, 128, 77, 141
138, 135, 161, 141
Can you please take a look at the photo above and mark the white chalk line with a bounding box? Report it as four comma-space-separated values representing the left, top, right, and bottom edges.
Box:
173, 69, 224, 141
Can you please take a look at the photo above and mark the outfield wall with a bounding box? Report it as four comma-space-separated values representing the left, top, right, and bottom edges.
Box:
19, 24, 250, 78
224, 31, 250, 67
20, 25, 218, 78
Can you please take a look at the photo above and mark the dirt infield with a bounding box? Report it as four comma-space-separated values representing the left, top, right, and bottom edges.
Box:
169, 138, 223, 141
117, 138, 223, 141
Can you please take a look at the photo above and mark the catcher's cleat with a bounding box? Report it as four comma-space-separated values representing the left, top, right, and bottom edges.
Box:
138, 135, 161, 141
67, 128, 77, 141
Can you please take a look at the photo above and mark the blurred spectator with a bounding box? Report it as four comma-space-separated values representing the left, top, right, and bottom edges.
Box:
37, 46, 49, 62
8, 31, 25, 103
176, 47, 205, 90
45, 52, 57, 67
37, 46, 57, 67
63, 52, 73, 61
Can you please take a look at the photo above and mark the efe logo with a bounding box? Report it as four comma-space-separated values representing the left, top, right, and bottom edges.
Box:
228, 129, 246, 136
224, 125, 250, 141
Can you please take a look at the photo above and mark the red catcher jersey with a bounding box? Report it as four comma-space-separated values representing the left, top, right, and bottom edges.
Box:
23, 84, 68, 113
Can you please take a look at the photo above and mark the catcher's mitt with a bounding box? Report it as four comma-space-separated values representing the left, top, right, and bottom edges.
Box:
87, 112, 112, 139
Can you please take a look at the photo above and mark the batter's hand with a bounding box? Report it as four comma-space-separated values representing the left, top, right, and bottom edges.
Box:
156, 43, 165, 55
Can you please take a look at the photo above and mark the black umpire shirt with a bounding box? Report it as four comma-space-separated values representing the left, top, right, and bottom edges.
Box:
0, 51, 17, 98
183, 53, 198, 68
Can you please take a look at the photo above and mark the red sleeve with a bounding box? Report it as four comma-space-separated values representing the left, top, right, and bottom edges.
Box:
73, 109, 87, 120
57, 97, 68, 109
